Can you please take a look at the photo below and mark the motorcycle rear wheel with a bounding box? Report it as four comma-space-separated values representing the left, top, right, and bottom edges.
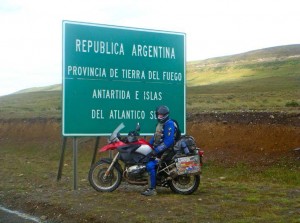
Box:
89, 160, 122, 192
169, 174, 200, 195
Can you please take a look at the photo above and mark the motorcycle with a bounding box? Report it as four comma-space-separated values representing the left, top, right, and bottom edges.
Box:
88, 123, 204, 195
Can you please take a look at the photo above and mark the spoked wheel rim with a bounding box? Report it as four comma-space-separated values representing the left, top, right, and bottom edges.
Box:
91, 162, 120, 191
172, 175, 198, 192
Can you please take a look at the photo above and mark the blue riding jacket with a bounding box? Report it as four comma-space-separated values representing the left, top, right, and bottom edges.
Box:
149, 118, 176, 156
147, 118, 176, 189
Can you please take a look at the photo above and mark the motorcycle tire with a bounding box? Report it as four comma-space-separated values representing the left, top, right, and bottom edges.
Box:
89, 160, 122, 192
169, 174, 200, 195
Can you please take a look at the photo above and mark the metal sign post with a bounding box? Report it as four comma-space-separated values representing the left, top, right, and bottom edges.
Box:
73, 137, 78, 190
57, 136, 102, 190
57, 137, 67, 181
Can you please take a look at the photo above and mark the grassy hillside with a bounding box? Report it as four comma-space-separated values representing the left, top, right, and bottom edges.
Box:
187, 44, 300, 112
0, 91, 61, 119
0, 84, 62, 119
0, 45, 299, 119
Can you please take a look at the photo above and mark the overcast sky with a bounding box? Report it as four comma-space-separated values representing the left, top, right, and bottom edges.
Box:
0, 0, 299, 96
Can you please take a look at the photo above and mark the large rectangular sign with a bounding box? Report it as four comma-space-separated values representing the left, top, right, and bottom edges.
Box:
62, 20, 186, 136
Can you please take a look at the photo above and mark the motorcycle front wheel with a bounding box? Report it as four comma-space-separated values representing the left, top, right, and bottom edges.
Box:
169, 174, 200, 195
88, 160, 122, 192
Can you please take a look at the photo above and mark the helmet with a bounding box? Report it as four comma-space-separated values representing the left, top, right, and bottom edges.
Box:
155, 105, 170, 123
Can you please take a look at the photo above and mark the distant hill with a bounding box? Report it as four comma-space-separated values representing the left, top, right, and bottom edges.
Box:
186, 44, 300, 113
14, 84, 61, 94
189, 44, 300, 66
187, 44, 300, 87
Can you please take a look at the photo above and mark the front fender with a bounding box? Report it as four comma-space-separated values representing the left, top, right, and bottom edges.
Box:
99, 158, 123, 173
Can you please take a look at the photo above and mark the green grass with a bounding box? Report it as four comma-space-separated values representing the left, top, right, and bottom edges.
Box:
1, 138, 299, 223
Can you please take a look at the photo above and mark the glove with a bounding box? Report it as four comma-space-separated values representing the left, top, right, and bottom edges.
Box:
155, 157, 162, 166
154, 143, 166, 154
149, 150, 157, 158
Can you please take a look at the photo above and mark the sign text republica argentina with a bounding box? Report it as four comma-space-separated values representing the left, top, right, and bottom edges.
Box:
76, 39, 176, 59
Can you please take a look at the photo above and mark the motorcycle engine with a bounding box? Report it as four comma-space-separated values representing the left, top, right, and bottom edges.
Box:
127, 165, 147, 180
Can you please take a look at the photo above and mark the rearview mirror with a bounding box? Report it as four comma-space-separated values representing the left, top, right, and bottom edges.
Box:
136, 122, 140, 132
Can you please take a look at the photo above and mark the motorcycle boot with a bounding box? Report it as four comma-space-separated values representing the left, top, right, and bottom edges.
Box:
141, 188, 157, 196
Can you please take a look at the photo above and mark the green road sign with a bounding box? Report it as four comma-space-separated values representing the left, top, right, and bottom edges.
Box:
62, 20, 186, 136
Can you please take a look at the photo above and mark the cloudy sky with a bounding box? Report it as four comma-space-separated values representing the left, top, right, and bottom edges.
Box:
0, 0, 299, 96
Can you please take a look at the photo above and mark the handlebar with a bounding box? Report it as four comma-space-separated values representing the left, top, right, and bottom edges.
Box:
108, 123, 141, 143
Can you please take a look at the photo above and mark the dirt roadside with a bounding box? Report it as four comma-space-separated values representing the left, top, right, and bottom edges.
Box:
1, 111, 299, 165
187, 112, 300, 166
